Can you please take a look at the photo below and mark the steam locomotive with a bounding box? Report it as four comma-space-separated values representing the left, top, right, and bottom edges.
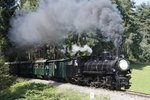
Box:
5, 50, 131, 90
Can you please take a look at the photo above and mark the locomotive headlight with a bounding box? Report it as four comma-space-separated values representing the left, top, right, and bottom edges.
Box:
118, 59, 129, 71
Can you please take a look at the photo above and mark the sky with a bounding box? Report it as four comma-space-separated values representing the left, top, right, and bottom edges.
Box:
133, 0, 150, 5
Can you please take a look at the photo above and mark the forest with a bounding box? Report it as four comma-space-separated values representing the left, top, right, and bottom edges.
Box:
0, 0, 149, 90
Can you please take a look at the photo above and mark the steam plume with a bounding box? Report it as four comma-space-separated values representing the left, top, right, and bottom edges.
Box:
9, 0, 124, 48
72, 44, 92, 55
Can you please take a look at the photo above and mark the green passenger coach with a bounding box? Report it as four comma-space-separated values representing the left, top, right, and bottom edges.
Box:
33, 59, 71, 79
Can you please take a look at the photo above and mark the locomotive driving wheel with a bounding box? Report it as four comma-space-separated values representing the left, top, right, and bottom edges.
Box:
101, 76, 113, 89
90, 76, 102, 88
90, 82, 100, 88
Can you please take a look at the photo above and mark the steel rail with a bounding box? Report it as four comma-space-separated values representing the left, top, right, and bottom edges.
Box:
126, 91, 150, 98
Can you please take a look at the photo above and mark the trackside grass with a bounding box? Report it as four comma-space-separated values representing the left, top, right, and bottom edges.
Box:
0, 81, 109, 100
130, 63, 150, 94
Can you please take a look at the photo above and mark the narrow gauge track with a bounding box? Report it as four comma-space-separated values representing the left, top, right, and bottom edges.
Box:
126, 91, 150, 98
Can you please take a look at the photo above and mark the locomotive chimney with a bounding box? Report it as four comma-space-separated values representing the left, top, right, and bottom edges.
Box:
116, 45, 121, 59
115, 35, 122, 59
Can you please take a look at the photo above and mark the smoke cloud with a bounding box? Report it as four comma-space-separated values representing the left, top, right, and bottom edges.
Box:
9, 0, 124, 48
71, 44, 92, 55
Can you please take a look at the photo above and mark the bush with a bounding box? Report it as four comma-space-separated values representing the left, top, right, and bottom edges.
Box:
0, 56, 9, 75
0, 56, 16, 90
0, 81, 110, 100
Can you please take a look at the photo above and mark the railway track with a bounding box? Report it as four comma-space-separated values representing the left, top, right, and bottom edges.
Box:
126, 91, 150, 98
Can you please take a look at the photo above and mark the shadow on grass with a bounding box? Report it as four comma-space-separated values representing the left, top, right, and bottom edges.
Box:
0, 82, 56, 100
131, 63, 150, 70
0, 75, 17, 90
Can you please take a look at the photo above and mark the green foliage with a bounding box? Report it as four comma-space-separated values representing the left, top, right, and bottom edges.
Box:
113, 0, 140, 58
0, 56, 8, 75
21, 0, 38, 10
0, 0, 15, 8
0, 0, 17, 54
130, 63, 150, 94
136, 3, 150, 62
0, 0, 15, 68
0, 0, 149, 63
0, 81, 109, 100
0, 82, 59, 100
0, 0, 16, 34
0, 0, 18, 90
0, 75, 17, 90
112, 0, 149, 62
0, 56, 17, 90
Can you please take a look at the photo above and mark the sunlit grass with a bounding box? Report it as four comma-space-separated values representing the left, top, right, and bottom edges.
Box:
0, 81, 109, 100
130, 63, 150, 94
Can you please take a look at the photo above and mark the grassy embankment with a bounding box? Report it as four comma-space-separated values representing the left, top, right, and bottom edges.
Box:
0, 81, 109, 100
130, 63, 150, 94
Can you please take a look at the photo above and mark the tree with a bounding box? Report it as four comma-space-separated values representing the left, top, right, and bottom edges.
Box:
0, 0, 18, 90
21, 0, 38, 10
112, 0, 143, 61
136, 3, 150, 62
0, 0, 18, 53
